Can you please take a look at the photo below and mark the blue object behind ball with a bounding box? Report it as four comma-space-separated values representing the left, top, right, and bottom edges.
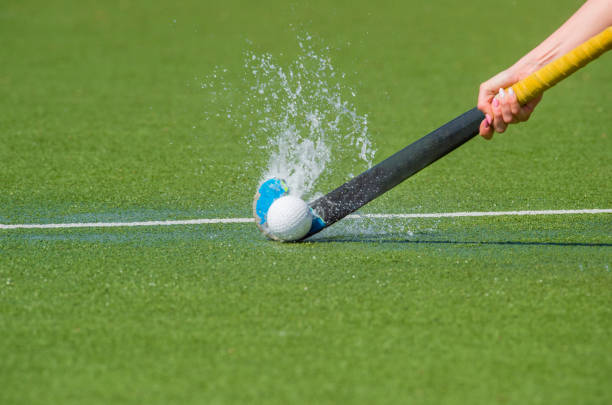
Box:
254, 178, 289, 225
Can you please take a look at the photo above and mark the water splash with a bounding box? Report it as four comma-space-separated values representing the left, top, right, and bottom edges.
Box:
309, 215, 417, 242
207, 34, 376, 201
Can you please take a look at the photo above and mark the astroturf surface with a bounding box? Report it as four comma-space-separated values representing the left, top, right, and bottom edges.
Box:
1, 0, 611, 404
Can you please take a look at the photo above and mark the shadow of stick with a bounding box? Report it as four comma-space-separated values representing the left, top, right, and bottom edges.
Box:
308, 238, 612, 247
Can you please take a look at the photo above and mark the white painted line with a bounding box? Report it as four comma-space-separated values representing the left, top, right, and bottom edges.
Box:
350, 209, 612, 219
0, 209, 610, 230
0, 218, 254, 230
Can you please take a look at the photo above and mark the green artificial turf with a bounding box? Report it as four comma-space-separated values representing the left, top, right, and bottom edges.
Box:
1, 0, 611, 404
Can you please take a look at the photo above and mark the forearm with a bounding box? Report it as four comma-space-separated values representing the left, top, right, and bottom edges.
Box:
511, 0, 612, 79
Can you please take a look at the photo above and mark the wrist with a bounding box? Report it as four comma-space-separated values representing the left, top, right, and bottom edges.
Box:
506, 59, 541, 82
511, 39, 564, 81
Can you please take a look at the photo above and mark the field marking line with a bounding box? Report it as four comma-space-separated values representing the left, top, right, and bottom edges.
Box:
0, 209, 610, 230
351, 209, 612, 219
0, 218, 253, 229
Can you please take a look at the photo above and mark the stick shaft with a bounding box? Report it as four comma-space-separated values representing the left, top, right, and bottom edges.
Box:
309, 108, 484, 226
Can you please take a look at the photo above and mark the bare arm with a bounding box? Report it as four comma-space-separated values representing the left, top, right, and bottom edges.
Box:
478, 0, 612, 139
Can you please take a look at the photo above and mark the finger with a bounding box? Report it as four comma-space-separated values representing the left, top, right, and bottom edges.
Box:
517, 93, 543, 122
524, 93, 543, 113
516, 107, 531, 122
499, 88, 516, 124
477, 84, 495, 118
479, 117, 493, 139
492, 96, 507, 133
507, 87, 521, 118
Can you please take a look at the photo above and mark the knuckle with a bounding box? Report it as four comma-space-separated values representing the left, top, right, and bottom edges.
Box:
495, 122, 507, 133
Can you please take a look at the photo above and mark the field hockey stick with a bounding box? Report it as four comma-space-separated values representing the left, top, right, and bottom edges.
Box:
303, 26, 612, 239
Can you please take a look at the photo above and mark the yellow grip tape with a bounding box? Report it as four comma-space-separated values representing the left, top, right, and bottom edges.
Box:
511, 26, 612, 104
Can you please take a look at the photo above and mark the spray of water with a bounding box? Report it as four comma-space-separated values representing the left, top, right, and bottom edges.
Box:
235, 34, 376, 200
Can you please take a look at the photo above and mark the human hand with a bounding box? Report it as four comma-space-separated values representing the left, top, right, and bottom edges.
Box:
477, 69, 543, 139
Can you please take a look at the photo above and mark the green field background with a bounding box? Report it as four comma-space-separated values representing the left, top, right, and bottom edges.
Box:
1, 0, 611, 404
